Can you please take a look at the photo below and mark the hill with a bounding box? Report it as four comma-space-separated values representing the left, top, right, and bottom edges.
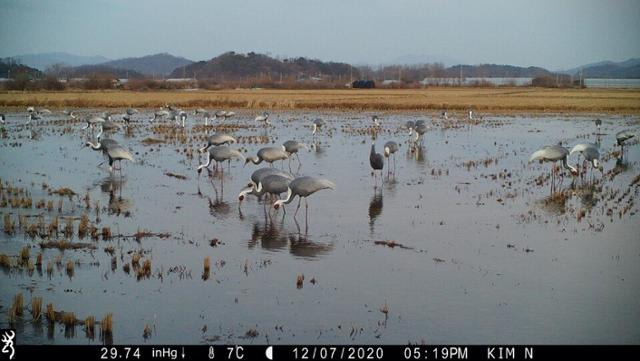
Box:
170, 51, 358, 81
59, 65, 144, 79
444, 64, 554, 78
0, 59, 42, 79
100, 53, 193, 76
12, 52, 110, 71
562, 58, 640, 79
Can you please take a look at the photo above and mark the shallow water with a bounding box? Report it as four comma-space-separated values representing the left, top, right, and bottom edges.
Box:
0, 110, 639, 344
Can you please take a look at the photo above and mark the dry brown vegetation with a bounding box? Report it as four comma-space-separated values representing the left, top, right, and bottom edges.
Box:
0, 88, 639, 113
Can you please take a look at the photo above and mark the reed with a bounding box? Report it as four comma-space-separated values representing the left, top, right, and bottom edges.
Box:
66, 259, 74, 277
101, 313, 113, 336
0, 253, 10, 269
85, 315, 95, 339
3, 213, 15, 234
19, 245, 30, 263
61, 312, 76, 327
46, 303, 55, 323
202, 256, 210, 280
31, 296, 43, 321
78, 213, 89, 238
63, 217, 73, 238
13, 293, 24, 316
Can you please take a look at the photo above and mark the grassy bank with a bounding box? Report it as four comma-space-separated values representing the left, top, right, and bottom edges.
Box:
1, 88, 639, 113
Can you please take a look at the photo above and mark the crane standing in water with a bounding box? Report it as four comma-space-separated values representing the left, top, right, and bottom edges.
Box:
530, 144, 578, 193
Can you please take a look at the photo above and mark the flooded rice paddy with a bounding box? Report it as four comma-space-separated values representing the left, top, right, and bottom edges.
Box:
0, 110, 639, 344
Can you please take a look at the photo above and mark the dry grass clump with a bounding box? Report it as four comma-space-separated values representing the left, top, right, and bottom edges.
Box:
101, 227, 111, 240
78, 213, 89, 238
46, 303, 55, 323
101, 313, 113, 338
85, 315, 96, 339
0, 253, 11, 269
31, 296, 43, 321
50, 187, 76, 197
202, 256, 210, 280
3, 213, 15, 234
66, 260, 74, 278
63, 217, 73, 238
19, 245, 30, 263
136, 258, 151, 280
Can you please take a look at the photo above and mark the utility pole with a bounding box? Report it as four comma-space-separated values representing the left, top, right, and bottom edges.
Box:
459, 65, 462, 86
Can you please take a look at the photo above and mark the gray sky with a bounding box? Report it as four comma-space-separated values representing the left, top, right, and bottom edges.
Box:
1, 0, 639, 69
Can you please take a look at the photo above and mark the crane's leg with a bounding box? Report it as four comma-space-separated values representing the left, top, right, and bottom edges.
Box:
294, 197, 301, 219
305, 198, 309, 234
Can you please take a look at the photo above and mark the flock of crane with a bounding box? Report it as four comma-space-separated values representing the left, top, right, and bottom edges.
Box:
1, 106, 637, 223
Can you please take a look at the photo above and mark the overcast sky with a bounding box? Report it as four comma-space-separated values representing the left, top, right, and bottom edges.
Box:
1, 0, 639, 69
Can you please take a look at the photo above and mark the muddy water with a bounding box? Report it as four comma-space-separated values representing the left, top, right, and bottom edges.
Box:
0, 111, 638, 344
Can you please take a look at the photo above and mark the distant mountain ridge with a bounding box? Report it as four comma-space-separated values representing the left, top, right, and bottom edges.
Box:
170, 51, 358, 80
100, 53, 193, 76
561, 58, 640, 79
12, 52, 110, 71
443, 64, 553, 78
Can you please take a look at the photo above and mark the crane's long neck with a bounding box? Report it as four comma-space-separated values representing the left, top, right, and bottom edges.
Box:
197, 151, 212, 172
249, 156, 262, 165
96, 125, 103, 140
199, 143, 210, 153
255, 182, 267, 196
312, 123, 317, 134
562, 157, 577, 174
273, 188, 294, 208
238, 185, 257, 200
87, 141, 102, 150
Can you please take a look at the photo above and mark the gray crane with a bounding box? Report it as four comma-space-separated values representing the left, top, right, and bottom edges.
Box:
594, 118, 602, 132
256, 174, 294, 208
383, 141, 399, 175
126, 108, 138, 116
199, 133, 237, 153
616, 129, 635, 156
0, 114, 5, 124
214, 110, 227, 120
312, 118, 325, 135
63, 110, 77, 119
82, 116, 105, 131
405, 120, 415, 130
153, 109, 170, 121
370, 143, 384, 186
529, 144, 578, 192
238, 168, 293, 202
170, 110, 188, 127
255, 112, 270, 126
570, 143, 603, 177
245, 147, 289, 167
273, 176, 336, 221
282, 140, 308, 170
372, 115, 381, 127
26, 112, 41, 125
410, 121, 428, 146
197, 146, 245, 175
224, 111, 236, 119
86, 140, 134, 173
